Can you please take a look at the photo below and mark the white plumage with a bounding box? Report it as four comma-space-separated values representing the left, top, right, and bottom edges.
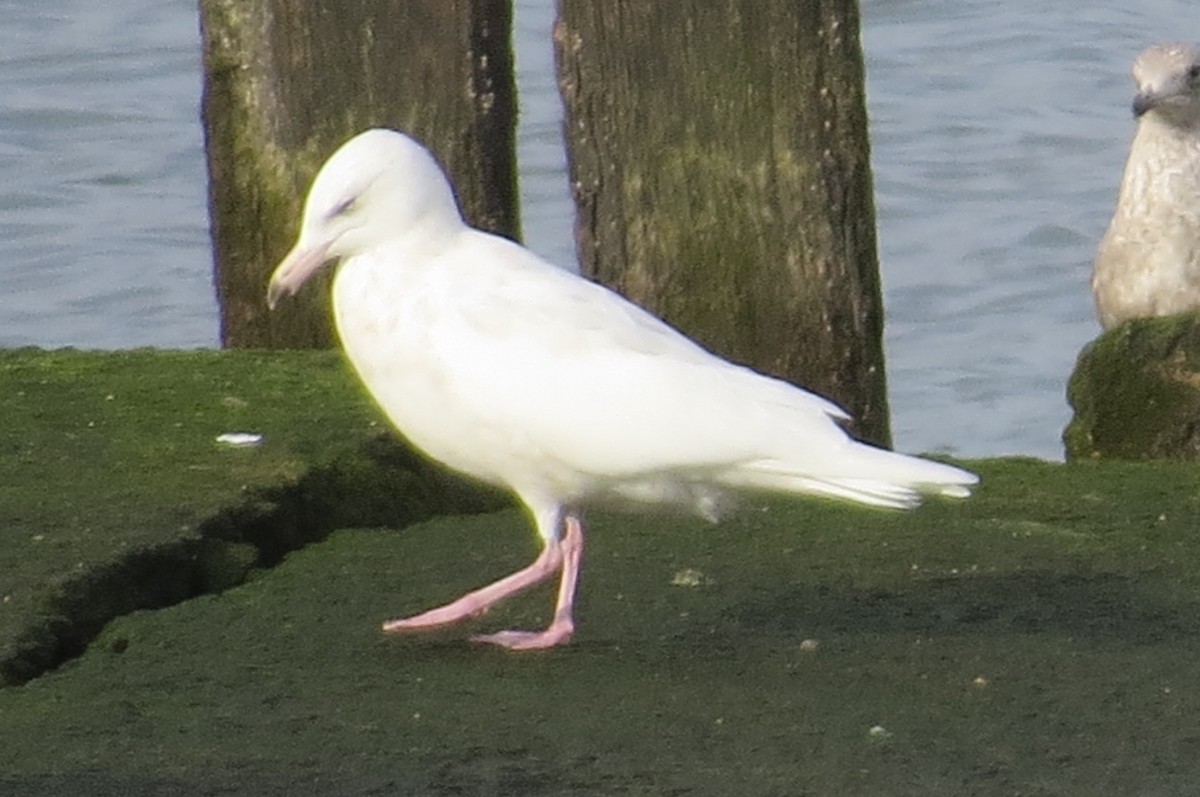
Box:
267, 128, 977, 649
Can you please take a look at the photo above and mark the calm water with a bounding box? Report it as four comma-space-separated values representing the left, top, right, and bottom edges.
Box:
0, 0, 1190, 459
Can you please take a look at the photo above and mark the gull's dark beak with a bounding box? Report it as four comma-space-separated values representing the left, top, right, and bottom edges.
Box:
1132, 91, 1160, 118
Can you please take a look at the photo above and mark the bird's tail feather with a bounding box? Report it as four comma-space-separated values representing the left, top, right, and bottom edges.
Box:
724, 446, 977, 511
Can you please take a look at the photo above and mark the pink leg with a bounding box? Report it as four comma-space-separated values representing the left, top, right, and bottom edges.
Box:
381, 536, 564, 633
472, 514, 585, 650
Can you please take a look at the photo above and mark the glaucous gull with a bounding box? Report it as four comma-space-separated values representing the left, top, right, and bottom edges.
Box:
267, 129, 977, 650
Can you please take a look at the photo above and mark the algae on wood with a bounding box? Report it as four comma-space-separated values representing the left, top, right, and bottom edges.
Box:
555, 0, 891, 446
1064, 313, 1200, 460
200, 0, 520, 349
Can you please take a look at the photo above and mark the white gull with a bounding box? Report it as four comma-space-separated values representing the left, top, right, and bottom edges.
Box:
267, 128, 978, 650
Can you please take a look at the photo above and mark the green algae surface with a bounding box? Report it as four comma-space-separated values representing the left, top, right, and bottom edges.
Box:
0, 348, 497, 686
1065, 312, 1200, 460
3, 349, 1200, 794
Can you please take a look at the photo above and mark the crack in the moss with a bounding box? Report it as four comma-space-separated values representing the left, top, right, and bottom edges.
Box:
0, 434, 506, 687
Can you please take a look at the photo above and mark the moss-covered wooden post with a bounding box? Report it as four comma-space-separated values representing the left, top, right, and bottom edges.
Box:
554, 0, 891, 446
200, 0, 520, 349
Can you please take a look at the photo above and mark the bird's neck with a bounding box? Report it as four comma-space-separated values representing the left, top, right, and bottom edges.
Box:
392, 209, 470, 258
1118, 116, 1200, 213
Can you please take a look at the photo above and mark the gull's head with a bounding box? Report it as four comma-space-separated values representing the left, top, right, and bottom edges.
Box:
267, 128, 463, 309
1130, 42, 1200, 125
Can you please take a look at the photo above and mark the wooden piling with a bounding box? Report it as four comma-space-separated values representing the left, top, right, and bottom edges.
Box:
200, 0, 520, 348
554, 0, 891, 446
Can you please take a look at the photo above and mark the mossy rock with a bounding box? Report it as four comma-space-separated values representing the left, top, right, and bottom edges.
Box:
1064, 312, 1200, 460
0, 348, 502, 687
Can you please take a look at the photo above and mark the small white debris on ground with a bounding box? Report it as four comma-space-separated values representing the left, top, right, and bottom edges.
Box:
669, 568, 707, 587
215, 432, 264, 447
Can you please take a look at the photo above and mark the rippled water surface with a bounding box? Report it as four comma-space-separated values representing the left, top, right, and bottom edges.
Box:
0, 0, 1191, 459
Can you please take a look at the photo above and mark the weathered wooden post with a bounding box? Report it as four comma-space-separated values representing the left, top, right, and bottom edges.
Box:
200, 0, 520, 348
554, 0, 892, 446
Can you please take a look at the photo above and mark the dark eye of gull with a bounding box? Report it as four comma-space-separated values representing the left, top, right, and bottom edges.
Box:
329, 195, 357, 219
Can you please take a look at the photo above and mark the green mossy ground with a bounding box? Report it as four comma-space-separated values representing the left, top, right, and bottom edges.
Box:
3, 349, 1200, 795
0, 348, 498, 685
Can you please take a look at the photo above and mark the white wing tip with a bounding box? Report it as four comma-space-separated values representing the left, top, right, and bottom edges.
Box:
937, 483, 974, 500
